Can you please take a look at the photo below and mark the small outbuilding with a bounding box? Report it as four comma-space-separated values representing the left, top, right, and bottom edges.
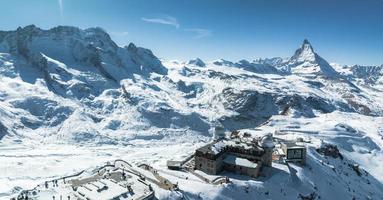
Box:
166, 161, 183, 170
281, 142, 306, 165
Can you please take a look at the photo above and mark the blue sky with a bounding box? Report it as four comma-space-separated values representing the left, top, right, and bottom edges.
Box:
1, 0, 382, 65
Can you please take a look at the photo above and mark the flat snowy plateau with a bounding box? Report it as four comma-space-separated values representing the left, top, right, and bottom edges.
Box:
0, 25, 382, 199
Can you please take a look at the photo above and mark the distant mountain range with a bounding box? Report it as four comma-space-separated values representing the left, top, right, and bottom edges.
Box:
0, 25, 382, 143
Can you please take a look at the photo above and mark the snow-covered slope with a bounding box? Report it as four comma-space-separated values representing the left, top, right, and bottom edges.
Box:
0, 25, 382, 199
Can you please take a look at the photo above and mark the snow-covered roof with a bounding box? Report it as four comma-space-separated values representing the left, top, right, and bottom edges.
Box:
282, 142, 305, 148
223, 155, 258, 169
211, 140, 226, 154
77, 179, 127, 200
198, 139, 259, 156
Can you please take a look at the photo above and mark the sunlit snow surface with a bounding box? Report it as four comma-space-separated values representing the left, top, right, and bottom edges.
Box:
1, 112, 383, 200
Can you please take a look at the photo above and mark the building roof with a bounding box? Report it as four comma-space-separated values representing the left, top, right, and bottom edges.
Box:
223, 155, 258, 169
286, 146, 305, 149
196, 138, 263, 156
76, 179, 127, 200
167, 160, 182, 167
282, 142, 306, 149
196, 142, 219, 155
260, 134, 275, 148
196, 139, 231, 155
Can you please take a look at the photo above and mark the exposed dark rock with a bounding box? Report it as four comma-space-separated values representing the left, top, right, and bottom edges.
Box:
187, 58, 205, 67
298, 192, 317, 200
0, 122, 8, 139
348, 164, 362, 177
316, 144, 343, 159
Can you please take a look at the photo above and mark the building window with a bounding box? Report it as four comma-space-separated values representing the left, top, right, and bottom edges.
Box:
287, 149, 303, 159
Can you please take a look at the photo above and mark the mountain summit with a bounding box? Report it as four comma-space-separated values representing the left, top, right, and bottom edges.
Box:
187, 58, 206, 67
290, 39, 316, 63
287, 39, 338, 77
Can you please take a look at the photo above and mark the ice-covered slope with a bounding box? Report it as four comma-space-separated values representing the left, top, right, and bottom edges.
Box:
0, 25, 382, 199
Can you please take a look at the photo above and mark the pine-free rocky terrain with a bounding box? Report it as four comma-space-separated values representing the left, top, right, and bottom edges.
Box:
0, 25, 382, 200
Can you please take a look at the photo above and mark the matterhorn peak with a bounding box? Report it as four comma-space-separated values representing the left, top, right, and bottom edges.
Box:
302, 39, 315, 52
287, 39, 339, 77
302, 38, 311, 45
290, 39, 316, 63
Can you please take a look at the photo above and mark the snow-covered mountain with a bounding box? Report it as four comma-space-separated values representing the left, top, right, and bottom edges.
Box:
187, 58, 206, 67
287, 39, 339, 77
209, 40, 340, 77
0, 25, 382, 199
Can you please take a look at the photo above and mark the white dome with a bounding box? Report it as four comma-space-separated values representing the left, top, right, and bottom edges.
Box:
260, 134, 275, 148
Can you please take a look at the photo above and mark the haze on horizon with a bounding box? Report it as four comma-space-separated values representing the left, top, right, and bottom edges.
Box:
0, 0, 382, 65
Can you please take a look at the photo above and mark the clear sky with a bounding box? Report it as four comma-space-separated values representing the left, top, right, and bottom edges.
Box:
0, 0, 382, 65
